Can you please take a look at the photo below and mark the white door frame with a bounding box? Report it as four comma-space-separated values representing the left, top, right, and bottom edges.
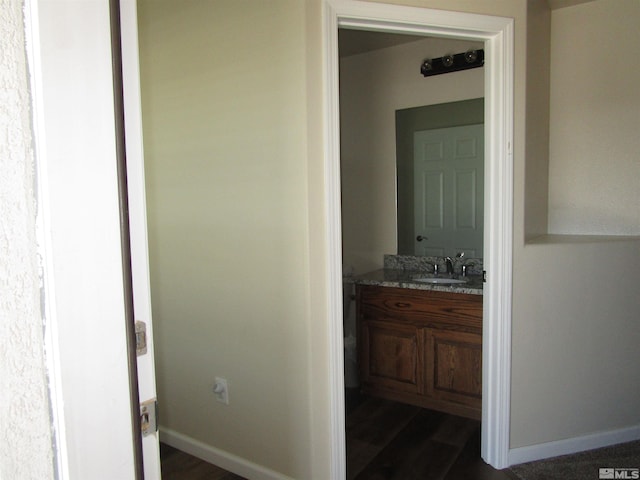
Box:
119, 0, 162, 477
25, 0, 142, 477
25, 0, 160, 477
323, 1, 514, 476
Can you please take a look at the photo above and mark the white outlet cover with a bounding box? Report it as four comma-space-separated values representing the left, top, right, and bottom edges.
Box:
213, 377, 229, 404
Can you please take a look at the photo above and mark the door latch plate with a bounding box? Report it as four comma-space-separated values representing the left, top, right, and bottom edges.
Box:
135, 320, 147, 356
140, 398, 157, 437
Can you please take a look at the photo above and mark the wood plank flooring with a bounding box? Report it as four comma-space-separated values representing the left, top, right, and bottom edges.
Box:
346, 395, 518, 480
160, 393, 518, 480
160, 443, 246, 480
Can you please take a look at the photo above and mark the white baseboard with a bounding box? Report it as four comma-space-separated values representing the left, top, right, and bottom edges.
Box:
160, 427, 294, 480
508, 424, 640, 466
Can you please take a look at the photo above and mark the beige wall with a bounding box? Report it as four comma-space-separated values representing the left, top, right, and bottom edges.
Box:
138, 0, 640, 476
138, 1, 313, 477
548, 0, 640, 235
512, 236, 640, 448
340, 37, 484, 274
511, 0, 640, 450
524, 0, 551, 238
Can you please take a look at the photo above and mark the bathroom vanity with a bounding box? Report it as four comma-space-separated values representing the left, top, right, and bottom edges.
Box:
354, 270, 483, 420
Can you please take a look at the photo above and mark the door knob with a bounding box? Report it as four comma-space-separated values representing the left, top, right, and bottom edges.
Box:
416, 235, 428, 242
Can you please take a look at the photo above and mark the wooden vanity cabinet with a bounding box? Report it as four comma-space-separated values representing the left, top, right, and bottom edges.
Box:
356, 284, 482, 420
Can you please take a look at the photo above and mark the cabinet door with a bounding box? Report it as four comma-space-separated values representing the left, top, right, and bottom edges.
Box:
425, 328, 482, 410
360, 320, 424, 395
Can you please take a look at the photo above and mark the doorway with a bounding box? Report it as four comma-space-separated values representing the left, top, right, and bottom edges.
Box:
323, 2, 514, 476
338, 28, 487, 478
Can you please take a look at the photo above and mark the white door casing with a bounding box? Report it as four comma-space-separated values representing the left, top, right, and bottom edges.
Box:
324, 0, 514, 475
414, 125, 484, 258
120, 0, 162, 477
26, 0, 161, 477
26, 0, 147, 477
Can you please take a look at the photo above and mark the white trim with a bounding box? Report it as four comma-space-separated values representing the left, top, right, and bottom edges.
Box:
323, 0, 514, 472
119, 0, 162, 478
24, 1, 69, 477
480, 17, 514, 470
322, 4, 346, 480
24, 1, 138, 477
160, 428, 295, 480
509, 424, 640, 466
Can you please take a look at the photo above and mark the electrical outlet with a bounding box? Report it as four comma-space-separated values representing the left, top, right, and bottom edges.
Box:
213, 377, 229, 404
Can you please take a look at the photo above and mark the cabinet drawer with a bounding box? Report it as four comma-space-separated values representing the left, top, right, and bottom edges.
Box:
357, 285, 482, 328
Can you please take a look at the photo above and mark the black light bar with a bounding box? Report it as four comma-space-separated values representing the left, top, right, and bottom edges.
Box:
420, 49, 484, 77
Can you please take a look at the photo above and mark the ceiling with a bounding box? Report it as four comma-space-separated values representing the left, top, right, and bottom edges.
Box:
338, 29, 425, 58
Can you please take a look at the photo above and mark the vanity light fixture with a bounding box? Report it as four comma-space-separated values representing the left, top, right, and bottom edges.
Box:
420, 49, 484, 77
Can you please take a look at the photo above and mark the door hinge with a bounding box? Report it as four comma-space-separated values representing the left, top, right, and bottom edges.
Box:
483, 270, 487, 283
135, 320, 147, 356
140, 398, 158, 437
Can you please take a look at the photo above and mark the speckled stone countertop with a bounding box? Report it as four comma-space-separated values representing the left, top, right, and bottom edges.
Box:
351, 268, 483, 295
347, 254, 484, 295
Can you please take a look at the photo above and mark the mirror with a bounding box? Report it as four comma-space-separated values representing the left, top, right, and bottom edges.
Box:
337, 30, 486, 273
396, 98, 484, 257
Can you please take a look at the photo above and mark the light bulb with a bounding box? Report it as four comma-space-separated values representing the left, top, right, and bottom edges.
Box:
465, 50, 478, 63
420, 59, 433, 75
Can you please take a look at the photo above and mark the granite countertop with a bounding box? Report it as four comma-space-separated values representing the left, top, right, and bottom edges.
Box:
351, 268, 483, 295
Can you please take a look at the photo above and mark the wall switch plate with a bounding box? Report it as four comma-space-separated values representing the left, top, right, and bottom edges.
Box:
213, 377, 229, 404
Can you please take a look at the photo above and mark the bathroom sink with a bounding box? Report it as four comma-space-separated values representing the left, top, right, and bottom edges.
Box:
412, 277, 467, 285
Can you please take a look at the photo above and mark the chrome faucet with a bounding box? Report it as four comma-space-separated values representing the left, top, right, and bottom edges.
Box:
444, 252, 464, 276
444, 257, 454, 275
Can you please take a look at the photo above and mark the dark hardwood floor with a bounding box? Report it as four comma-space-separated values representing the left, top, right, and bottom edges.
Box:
160, 443, 246, 480
346, 393, 518, 480
160, 392, 518, 480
